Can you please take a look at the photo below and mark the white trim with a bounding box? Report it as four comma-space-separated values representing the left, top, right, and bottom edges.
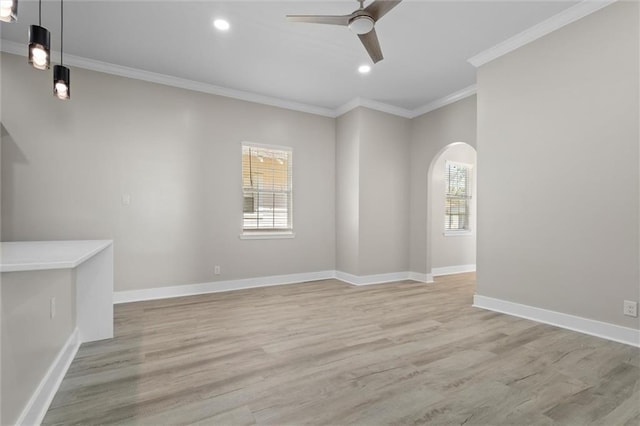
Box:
114, 270, 434, 303
432, 264, 476, 277
0, 40, 475, 120
240, 140, 293, 152
0, 40, 335, 118
468, 0, 617, 67
114, 271, 336, 304
408, 271, 431, 283
334, 97, 414, 119
333, 98, 364, 117
443, 231, 473, 237
335, 271, 413, 286
473, 295, 640, 348
15, 328, 81, 426
411, 85, 477, 117
239, 232, 295, 240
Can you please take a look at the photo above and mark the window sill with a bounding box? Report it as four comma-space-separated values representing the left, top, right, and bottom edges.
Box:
443, 231, 473, 237
240, 231, 295, 240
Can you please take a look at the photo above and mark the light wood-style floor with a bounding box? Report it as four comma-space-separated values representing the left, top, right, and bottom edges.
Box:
44, 273, 639, 425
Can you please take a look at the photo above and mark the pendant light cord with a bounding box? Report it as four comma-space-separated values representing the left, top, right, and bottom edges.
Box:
38, 0, 41, 25
60, 0, 63, 65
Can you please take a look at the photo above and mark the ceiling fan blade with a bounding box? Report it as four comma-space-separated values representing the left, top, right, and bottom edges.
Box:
285, 15, 350, 26
358, 28, 384, 63
364, 0, 402, 21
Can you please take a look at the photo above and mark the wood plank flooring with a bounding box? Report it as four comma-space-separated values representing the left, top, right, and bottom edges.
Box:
43, 274, 640, 425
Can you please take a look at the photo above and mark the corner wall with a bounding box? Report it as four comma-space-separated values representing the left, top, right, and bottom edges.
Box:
335, 107, 411, 277
358, 108, 411, 275
336, 109, 361, 275
476, 1, 639, 329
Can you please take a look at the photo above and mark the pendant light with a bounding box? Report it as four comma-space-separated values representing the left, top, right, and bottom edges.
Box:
28, 0, 50, 70
53, 0, 69, 99
0, 0, 18, 23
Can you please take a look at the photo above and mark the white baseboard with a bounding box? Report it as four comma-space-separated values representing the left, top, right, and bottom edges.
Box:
114, 270, 336, 304
409, 271, 433, 283
473, 295, 640, 348
335, 271, 431, 286
335, 271, 412, 286
115, 270, 432, 303
16, 328, 81, 426
432, 264, 476, 277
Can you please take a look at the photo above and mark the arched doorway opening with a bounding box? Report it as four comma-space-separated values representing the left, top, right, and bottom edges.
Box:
426, 142, 477, 281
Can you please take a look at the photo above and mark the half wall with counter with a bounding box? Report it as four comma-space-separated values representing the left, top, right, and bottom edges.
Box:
1, 240, 113, 425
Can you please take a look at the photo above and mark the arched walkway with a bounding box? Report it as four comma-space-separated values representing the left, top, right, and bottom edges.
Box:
426, 142, 477, 280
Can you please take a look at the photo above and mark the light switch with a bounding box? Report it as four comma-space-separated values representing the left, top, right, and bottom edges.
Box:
122, 194, 131, 205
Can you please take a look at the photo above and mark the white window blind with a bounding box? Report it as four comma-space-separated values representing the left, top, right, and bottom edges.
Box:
242, 143, 292, 232
445, 161, 471, 232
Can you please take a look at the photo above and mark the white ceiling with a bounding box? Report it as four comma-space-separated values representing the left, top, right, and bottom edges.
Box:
1, 1, 580, 113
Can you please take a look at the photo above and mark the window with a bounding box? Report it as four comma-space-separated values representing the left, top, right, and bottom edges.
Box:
445, 161, 472, 233
241, 143, 293, 235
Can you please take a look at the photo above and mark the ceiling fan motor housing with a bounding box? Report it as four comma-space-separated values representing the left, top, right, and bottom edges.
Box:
349, 14, 375, 34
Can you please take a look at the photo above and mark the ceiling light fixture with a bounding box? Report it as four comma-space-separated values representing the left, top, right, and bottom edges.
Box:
0, 0, 17, 23
348, 15, 374, 35
28, 0, 50, 70
358, 64, 371, 74
214, 18, 230, 31
53, 0, 69, 100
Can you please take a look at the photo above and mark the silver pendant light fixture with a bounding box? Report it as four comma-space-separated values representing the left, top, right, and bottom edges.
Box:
53, 0, 69, 99
28, 0, 50, 70
0, 0, 18, 23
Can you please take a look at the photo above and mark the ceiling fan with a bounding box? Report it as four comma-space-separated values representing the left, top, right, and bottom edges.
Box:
286, 0, 402, 64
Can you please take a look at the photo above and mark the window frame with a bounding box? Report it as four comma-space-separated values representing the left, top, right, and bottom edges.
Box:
240, 142, 294, 239
443, 160, 473, 236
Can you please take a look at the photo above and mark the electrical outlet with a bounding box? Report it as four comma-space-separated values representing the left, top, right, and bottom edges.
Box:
623, 300, 638, 317
50, 297, 56, 319
214, 265, 221, 275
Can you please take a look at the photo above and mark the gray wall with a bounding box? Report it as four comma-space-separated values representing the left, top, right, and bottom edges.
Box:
476, 1, 639, 328
358, 108, 411, 275
1, 270, 75, 425
335, 109, 361, 275
335, 107, 411, 276
430, 143, 476, 270
409, 96, 477, 276
1, 53, 336, 291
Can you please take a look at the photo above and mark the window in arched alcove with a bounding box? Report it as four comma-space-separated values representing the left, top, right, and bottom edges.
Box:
429, 143, 477, 277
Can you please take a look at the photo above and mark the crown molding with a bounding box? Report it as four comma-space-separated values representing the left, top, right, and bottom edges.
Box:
0, 40, 336, 118
1, 39, 472, 120
334, 97, 363, 117
1, 2, 614, 119
334, 97, 414, 119
467, 0, 617, 68
334, 90, 479, 119
411, 84, 477, 118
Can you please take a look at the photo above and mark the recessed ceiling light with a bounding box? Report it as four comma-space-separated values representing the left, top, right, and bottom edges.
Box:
214, 19, 230, 31
358, 64, 371, 74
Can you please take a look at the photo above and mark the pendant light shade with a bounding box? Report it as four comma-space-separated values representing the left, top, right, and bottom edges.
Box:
28, 0, 50, 70
53, 65, 70, 99
28, 25, 50, 69
53, 0, 69, 100
0, 0, 18, 23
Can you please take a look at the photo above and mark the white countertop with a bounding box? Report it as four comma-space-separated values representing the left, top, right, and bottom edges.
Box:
0, 240, 113, 272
